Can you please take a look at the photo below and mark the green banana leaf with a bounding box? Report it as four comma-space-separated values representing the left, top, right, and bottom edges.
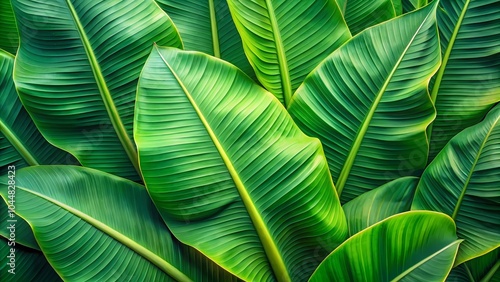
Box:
402, 0, 427, 13
446, 248, 499, 282
0, 166, 238, 281
0, 0, 18, 54
1, 237, 61, 281
226, 0, 351, 107
1, 50, 77, 176
134, 46, 347, 282
1, 198, 39, 251
427, 0, 500, 162
288, 2, 439, 203
412, 105, 500, 265
155, 0, 256, 79
343, 176, 419, 236
12, 0, 183, 182
310, 211, 461, 282
336, 0, 402, 35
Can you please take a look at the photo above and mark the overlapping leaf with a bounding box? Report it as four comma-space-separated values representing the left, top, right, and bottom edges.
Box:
310, 211, 460, 282
402, 0, 426, 13
336, 0, 401, 35
427, 0, 500, 161
288, 2, 440, 203
12, 0, 183, 181
0, 237, 61, 281
135, 46, 347, 281
413, 105, 500, 265
447, 248, 499, 282
343, 176, 419, 236
0, 166, 237, 281
155, 0, 255, 79
0, 0, 18, 54
227, 0, 351, 106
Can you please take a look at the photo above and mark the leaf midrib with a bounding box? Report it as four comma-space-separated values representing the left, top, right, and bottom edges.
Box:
0, 119, 39, 166
264, 0, 292, 107
390, 240, 461, 281
64, 0, 140, 175
154, 46, 291, 282
452, 114, 500, 219
336, 9, 435, 196
208, 0, 220, 58
427, 0, 470, 141
19, 186, 192, 282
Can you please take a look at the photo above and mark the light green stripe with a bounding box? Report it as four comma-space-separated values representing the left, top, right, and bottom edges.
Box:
64, 0, 140, 175
481, 260, 500, 282
208, 0, 220, 58
154, 46, 291, 282
0, 119, 39, 166
20, 187, 192, 282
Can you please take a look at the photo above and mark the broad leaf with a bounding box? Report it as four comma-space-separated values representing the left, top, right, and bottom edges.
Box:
155, 0, 256, 79
336, 0, 402, 35
12, 0, 183, 181
0, 0, 18, 54
135, 46, 347, 281
447, 248, 500, 282
343, 176, 419, 236
427, 0, 500, 161
0, 166, 237, 281
288, 2, 439, 203
227, 0, 351, 106
402, 0, 427, 13
412, 105, 500, 265
310, 211, 461, 282
0, 237, 61, 281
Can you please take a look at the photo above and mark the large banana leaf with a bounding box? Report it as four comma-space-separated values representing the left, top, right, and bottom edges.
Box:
310, 211, 461, 282
1, 50, 76, 175
412, 105, 500, 265
226, 0, 351, 106
336, 0, 401, 35
12, 0, 183, 181
1, 237, 61, 281
427, 0, 500, 161
155, 0, 255, 79
402, 0, 427, 13
0, 166, 237, 281
135, 46, 347, 281
288, 2, 439, 203
0, 0, 18, 54
447, 248, 499, 282
343, 176, 419, 236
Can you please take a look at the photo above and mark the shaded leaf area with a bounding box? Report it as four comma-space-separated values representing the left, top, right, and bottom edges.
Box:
0, 0, 18, 54
289, 2, 439, 203
227, 0, 351, 106
12, 0, 182, 181
343, 176, 419, 236
337, 0, 401, 35
0, 237, 61, 281
0, 166, 238, 282
135, 47, 347, 282
0, 199, 39, 251
427, 0, 500, 162
447, 248, 500, 282
310, 211, 460, 282
402, 0, 427, 13
1, 51, 77, 176
413, 105, 500, 265
156, 0, 256, 80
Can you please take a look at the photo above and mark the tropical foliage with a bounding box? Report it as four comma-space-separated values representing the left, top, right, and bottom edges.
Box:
0, 0, 498, 281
